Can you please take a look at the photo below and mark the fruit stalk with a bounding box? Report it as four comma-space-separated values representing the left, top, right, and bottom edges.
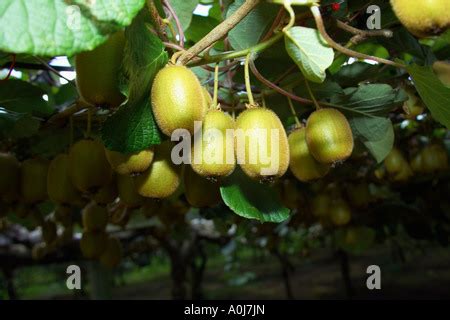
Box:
176, 0, 261, 65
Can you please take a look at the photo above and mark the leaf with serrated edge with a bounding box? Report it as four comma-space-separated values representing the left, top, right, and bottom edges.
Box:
0, 0, 145, 56
220, 168, 290, 223
285, 26, 334, 83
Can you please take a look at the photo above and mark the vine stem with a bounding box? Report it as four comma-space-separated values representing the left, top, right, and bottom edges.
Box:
86, 107, 92, 138
287, 97, 300, 126
305, 79, 320, 110
213, 63, 219, 108
176, 0, 261, 65
310, 5, 405, 69
162, 0, 185, 47
244, 53, 255, 106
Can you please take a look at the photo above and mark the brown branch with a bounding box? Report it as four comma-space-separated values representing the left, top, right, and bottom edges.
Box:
176, 0, 261, 65
163, 0, 185, 48
336, 20, 393, 38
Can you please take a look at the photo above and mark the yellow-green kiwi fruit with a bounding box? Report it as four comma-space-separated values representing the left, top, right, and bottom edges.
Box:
117, 174, 145, 208
329, 199, 351, 226
235, 107, 290, 180
99, 236, 123, 268
384, 147, 408, 174
346, 183, 371, 208
421, 144, 449, 173
184, 166, 221, 208
151, 64, 206, 136
288, 127, 330, 182
92, 175, 118, 205
390, 0, 450, 38
202, 87, 213, 113
135, 141, 182, 199
0, 153, 20, 197
105, 148, 154, 175
47, 154, 82, 206
305, 108, 354, 164
191, 109, 236, 178
82, 201, 109, 232
75, 31, 126, 108
80, 231, 108, 259
432, 61, 450, 87
402, 88, 424, 120
311, 193, 331, 218
21, 158, 49, 204
68, 139, 113, 193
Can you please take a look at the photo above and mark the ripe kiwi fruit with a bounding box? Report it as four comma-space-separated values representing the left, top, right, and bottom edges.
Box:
384, 147, 406, 174
68, 139, 113, 193
92, 175, 118, 205
105, 148, 154, 175
75, 31, 126, 107
0, 153, 20, 197
151, 64, 206, 136
235, 107, 289, 180
184, 166, 221, 208
135, 141, 182, 199
202, 86, 213, 112
82, 201, 109, 232
432, 61, 450, 87
191, 109, 236, 178
305, 108, 354, 164
21, 158, 49, 204
80, 231, 108, 259
421, 144, 449, 173
311, 193, 331, 218
99, 236, 123, 268
402, 88, 424, 120
329, 199, 351, 226
288, 127, 330, 182
390, 0, 450, 38
116, 173, 145, 208
47, 154, 82, 206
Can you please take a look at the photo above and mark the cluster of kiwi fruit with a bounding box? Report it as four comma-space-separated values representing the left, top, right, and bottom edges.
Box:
376, 143, 449, 182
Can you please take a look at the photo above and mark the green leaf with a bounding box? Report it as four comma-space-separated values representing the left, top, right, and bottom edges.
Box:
220, 168, 291, 223
185, 15, 223, 50
408, 64, 450, 129
0, 0, 145, 56
170, 0, 200, 30
285, 26, 334, 83
0, 79, 53, 117
0, 110, 40, 139
101, 11, 168, 153
333, 62, 380, 87
227, 0, 278, 51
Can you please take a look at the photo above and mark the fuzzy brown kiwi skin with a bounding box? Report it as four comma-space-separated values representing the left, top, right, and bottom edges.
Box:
151, 64, 206, 136
82, 201, 109, 232
135, 141, 182, 199
235, 107, 290, 181
184, 165, 221, 208
68, 139, 113, 193
305, 108, 354, 164
116, 173, 145, 208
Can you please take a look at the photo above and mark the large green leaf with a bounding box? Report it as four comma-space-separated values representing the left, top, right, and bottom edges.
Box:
220, 168, 290, 223
0, 111, 40, 139
170, 0, 200, 30
285, 26, 334, 83
227, 0, 278, 51
0, 79, 53, 117
408, 64, 450, 129
101, 11, 168, 153
0, 0, 145, 56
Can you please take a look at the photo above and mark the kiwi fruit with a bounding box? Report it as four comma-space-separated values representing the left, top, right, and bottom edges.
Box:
311, 193, 331, 218
329, 199, 351, 226
92, 175, 118, 205
288, 127, 330, 182
422, 144, 449, 173
80, 231, 108, 259
306, 108, 354, 164
384, 148, 406, 174
184, 166, 221, 208
135, 141, 182, 199
21, 158, 49, 204
235, 107, 290, 180
82, 201, 109, 232
116, 173, 145, 208
390, 0, 450, 38
68, 139, 113, 193
432, 61, 450, 87
346, 183, 371, 208
151, 64, 206, 136
0, 153, 20, 197
402, 88, 424, 120
47, 154, 82, 205
53, 205, 73, 228
191, 109, 236, 178
105, 148, 154, 175
202, 87, 213, 112
75, 31, 126, 107
99, 236, 123, 268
